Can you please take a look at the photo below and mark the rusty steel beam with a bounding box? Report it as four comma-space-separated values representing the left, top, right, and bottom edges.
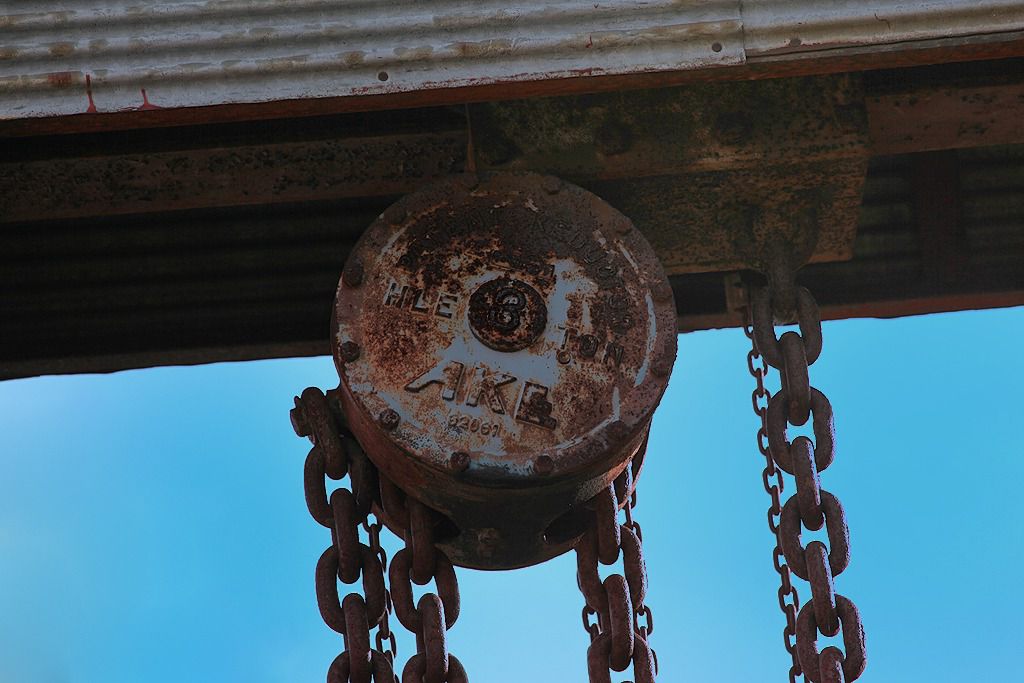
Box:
0, 130, 467, 223
2, 75, 868, 223
1, 75, 869, 278
469, 75, 866, 177
868, 80, 1024, 155
1, 63, 1022, 380
11, 64, 1024, 229
10, 62, 1024, 233
867, 62, 1024, 155
677, 281, 1024, 333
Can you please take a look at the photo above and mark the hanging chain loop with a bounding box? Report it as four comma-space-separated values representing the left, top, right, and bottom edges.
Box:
744, 313, 803, 683
380, 482, 465, 683
576, 464, 658, 682
293, 387, 467, 683
748, 284, 866, 683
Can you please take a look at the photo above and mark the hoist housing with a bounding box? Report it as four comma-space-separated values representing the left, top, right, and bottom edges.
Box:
331, 173, 676, 569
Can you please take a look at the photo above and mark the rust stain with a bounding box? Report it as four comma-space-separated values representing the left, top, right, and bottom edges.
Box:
84, 74, 97, 113
138, 88, 162, 110
342, 50, 366, 67
449, 39, 514, 58
47, 72, 74, 88
393, 46, 435, 60
48, 41, 76, 58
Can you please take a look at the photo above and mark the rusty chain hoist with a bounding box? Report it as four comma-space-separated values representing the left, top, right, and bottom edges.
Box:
289, 172, 676, 683
746, 283, 867, 683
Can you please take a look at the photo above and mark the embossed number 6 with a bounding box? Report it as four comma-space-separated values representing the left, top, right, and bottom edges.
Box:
488, 286, 527, 332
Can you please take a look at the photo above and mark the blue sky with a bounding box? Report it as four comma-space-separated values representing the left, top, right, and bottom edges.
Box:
1, 307, 1021, 682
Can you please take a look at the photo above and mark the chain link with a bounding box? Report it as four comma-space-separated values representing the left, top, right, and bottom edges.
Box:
376, 462, 465, 683
744, 317, 803, 682
293, 387, 468, 683
748, 285, 866, 683
576, 461, 657, 683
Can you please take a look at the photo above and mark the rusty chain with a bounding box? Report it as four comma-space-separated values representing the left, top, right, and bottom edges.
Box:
379, 479, 467, 683
744, 311, 803, 682
748, 284, 866, 683
289, 284, 861, 683
576, 459, 658, 683
292, 386, 467, 683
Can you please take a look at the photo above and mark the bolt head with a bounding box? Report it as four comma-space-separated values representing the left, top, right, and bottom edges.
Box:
450, 451, 471, 472
343, 260, 364, 287
340, 341, 361, 363
652, 360, 671, 378
379, 408, 400, 430
383, 206, 408, 226
533, 455, 554, 476
476, 528, 502, 558
653, 281, 674, 304
541, 176, 562, 194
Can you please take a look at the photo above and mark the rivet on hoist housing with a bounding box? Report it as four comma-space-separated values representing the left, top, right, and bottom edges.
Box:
330, 172, 677, 569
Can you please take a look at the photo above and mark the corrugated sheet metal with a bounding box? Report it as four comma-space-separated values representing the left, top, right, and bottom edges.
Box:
742, 0, 1024, 57
0, 0, 744, 118
3, 0, 1024, 121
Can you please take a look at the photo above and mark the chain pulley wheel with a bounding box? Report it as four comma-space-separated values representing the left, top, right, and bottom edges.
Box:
331, 172, 676, 569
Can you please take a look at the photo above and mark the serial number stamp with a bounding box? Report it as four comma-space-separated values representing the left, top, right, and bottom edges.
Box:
447, 412, 504, 437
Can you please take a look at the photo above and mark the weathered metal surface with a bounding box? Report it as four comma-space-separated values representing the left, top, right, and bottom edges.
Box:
868, 80, 1024, 155
472, 75, 867, 178
741, 0, 1024, 58
11, 65, 1024, 228
0, 0, 743, 120
331, 172, 676, 568
591, 161, 868, 275
0, 75, 868, 280
0, 130, 467, 223
472, 74, 868, 275
3, 1, 1024, 131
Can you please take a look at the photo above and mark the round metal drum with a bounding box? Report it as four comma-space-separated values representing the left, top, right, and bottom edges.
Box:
332, 173, 676, 569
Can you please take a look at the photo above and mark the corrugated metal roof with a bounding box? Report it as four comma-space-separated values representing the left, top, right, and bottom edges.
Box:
0, 0, 744, 118
3, 0, 1024, 122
